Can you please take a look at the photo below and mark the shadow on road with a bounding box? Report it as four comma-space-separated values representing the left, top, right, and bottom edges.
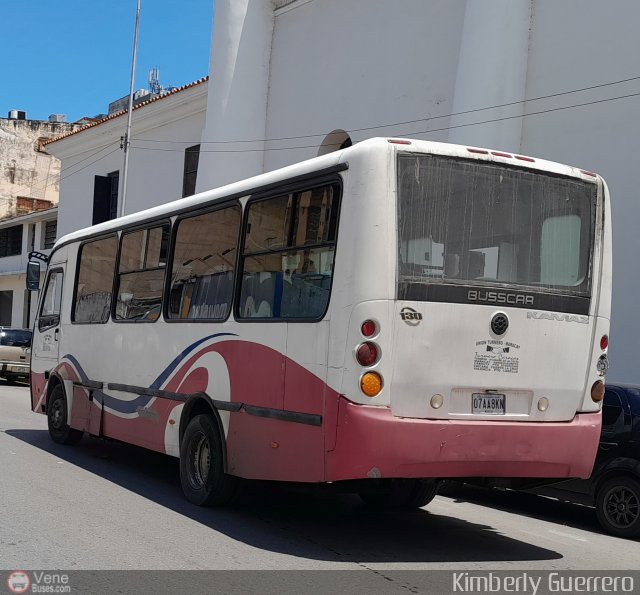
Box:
440, 482, 602, 535
6, 429, 562, 564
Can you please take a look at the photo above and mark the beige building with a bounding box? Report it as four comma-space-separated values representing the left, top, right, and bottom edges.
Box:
0, 114, 83, 219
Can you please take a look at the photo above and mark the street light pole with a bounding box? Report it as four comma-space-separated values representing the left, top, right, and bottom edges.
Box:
120, 0, 141, 218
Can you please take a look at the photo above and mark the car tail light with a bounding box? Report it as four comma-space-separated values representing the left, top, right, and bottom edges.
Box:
356, 342, 379, 367
591, 380, 605, 402
361, 372, 383, 397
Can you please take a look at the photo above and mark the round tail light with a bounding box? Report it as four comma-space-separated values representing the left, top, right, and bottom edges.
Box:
356, 342, 379, 367
591, 380, 605, 403
361, 372, 383, 397
600, 335, 609, 350
361, 320, 377, 337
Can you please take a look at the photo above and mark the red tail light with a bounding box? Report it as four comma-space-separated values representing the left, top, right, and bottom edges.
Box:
361, 320, 377, 338
356, 342, 379, 367
600, 335, 609, 350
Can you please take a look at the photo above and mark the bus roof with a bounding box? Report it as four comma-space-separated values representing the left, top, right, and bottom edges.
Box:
55, 137, 601, 249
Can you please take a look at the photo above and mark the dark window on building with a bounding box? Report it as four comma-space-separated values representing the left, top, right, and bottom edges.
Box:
168, 206, 241, 320
182, 145, 200, 197
239, 183, 340, 320
43, 220, 57, 249
115, 224, 170, 321
0, 225, 23, 257
93, 171, 119, 225
73, 236, 118, 323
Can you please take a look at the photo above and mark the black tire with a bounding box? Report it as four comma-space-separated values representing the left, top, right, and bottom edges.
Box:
47, 384, 83, 445
359, 479, 439, 510
595, 475, 640, 539
179, 414, 239, 506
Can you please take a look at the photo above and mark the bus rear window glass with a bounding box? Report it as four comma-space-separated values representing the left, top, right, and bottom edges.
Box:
397, 154, 595, 297
239, 183, 339, 320
168, 206, 241, 320
73, 236, 117, 323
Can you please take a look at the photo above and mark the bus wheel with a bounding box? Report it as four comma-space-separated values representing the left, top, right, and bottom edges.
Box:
595, 476, 640, 538
180, 414, 239, 506
47, 384, 83, 445
359, 479, 438, 510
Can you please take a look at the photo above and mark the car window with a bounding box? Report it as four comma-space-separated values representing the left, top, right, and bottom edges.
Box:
0, 329, 32, 347
602, 389, 624, 438
624, 387, 640, 416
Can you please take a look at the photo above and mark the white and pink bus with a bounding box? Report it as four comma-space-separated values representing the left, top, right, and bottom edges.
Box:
28, 138, 611, 508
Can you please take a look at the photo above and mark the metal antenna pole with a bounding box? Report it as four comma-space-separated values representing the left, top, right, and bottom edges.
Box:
120, 0, 141, 217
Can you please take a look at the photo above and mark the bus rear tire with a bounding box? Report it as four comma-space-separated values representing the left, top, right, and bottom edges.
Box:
180, 414, 239, 507
359, 479, 439, 510
47, 384, 83, 445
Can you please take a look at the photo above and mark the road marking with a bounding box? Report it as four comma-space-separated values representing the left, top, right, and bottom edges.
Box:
548, 529, 587, 542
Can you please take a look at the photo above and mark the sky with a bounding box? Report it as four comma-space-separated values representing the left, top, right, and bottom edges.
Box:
1, 0, 213, 123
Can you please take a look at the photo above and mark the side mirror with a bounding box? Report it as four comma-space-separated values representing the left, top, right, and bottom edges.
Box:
26, 261, 41, 291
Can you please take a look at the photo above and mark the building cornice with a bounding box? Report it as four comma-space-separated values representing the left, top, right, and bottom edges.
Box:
45, 78, 208, 159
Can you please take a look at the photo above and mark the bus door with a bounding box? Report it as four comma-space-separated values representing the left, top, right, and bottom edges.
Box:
31, 265, 65, 410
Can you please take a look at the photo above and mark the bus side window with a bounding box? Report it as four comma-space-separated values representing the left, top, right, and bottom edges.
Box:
239, 183, 339, 320
168, 205, 241, 320
115, 224, 170, 321
73, 235, 118, 324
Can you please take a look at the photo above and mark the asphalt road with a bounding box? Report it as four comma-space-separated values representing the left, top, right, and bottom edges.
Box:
1, 383, 639, 592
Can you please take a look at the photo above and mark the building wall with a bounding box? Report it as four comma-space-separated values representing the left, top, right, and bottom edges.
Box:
0, 119, 82, 219
0, 213, 56, 328
520, 1, 640, 382
50, 83, 208, 238
198, 0, 640, 381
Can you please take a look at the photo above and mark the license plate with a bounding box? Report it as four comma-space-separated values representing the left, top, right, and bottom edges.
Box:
472, 393, 505, 415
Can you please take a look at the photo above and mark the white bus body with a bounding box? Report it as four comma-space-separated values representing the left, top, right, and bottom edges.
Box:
29, 138, 611, 506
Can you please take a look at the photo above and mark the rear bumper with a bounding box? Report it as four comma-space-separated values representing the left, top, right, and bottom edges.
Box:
326, 398, 601, 481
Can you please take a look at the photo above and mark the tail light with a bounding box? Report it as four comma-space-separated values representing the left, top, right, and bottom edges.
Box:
356, 342, 379, 366
600, 335, 609, 350
361, 372, 383, 397
591, 380, 605, 403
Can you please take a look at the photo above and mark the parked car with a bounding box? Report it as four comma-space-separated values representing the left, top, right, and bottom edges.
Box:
536, 383, 640, 538
441, 383, 640, 539
0, 328, 32, 383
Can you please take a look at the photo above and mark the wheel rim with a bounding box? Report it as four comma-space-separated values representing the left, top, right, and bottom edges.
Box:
188, 431, 211, 490
603, 485, 640, 529
49, 397, 65, 431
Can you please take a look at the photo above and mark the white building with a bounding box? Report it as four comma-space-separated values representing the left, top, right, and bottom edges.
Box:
46, 77, 208, 238
196, 0, 640, 382
47, 1, 640, 381
0, 208, 57, 327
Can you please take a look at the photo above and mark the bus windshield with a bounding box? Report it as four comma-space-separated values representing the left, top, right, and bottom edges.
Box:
397, 153, 596, 299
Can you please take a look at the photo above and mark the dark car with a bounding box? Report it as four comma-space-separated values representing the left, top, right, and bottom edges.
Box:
441, 383, 640, 539
533, 383, 640, 538
0, 328, 32, 383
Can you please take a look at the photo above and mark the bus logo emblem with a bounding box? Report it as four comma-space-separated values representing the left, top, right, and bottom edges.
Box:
400, 307, 423, 326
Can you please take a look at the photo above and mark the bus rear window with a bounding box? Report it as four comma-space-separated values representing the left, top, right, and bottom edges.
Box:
397, 154, 596, 298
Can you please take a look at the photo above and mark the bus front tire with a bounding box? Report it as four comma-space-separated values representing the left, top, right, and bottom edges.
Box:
359, 479, 439, 510
180, 414, 239, 507
47, 384, 83, 445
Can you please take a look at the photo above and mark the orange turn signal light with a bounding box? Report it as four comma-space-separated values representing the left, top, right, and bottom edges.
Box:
591, 380, 605, 403
360, 372, 383, 397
